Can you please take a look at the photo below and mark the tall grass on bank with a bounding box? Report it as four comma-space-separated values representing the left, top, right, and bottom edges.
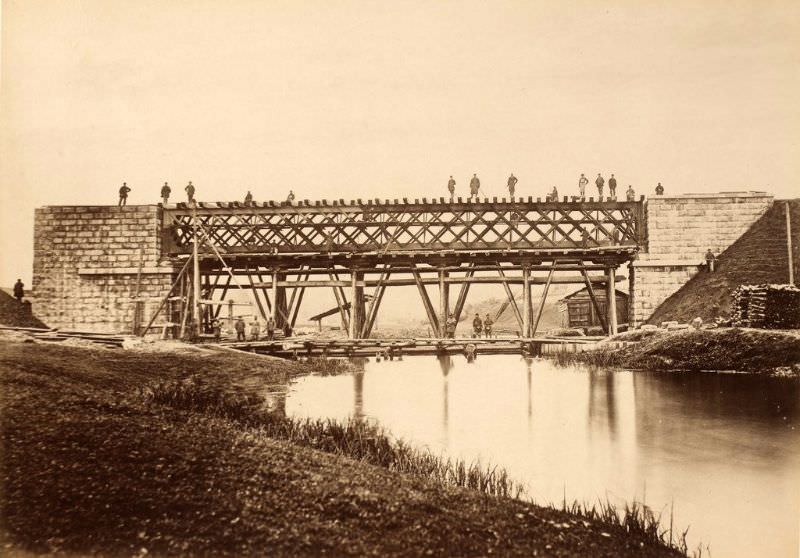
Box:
548, 347, 623, 368
142, 375, 693, 555
141, 376, 522, 498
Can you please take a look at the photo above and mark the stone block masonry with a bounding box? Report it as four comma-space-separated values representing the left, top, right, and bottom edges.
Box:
630, 192, 774, 326
32, 205, 180, 333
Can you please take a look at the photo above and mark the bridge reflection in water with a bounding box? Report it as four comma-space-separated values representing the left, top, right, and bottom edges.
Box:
160, 198, 645, 338
284, 356, 800, 558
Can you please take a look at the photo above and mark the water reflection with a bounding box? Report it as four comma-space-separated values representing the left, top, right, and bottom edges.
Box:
284, 356, 800, 558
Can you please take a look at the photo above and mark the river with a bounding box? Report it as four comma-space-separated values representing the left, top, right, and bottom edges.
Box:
279, 355, 800, 557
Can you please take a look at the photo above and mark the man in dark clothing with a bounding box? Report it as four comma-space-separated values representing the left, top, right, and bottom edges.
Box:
447, 176, 456, 200
705, 249, 717, 272
472, 313, 483, 338
595, 174, 604, 198
211, 318, 222, 341
608, 174, 617, 198
655, 182, 664, 195
283, 322, 293, 338
266, 316, 276, 340
185, 181, 196, 203
118, 183, 131, 206
483, 314, 494, 338
469, 174, 480, 200
13, 279, 24, 302
507, 174, 518, 198
234, 317, 246, 341
161, 182, 171, 205
626, 185, 636, 201
244, 191, 253, 205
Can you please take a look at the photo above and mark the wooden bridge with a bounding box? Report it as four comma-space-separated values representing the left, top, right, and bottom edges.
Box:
156, 197, 645, 339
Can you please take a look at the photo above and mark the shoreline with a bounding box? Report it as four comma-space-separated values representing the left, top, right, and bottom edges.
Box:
0, 337, 685, 557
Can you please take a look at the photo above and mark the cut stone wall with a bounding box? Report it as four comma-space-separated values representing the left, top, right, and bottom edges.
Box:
630, 192, 774, 326
32, 205, 178, 333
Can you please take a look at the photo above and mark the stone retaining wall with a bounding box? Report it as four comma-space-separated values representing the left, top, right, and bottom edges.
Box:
630, 192, 773, 326
32, 205, 178, 333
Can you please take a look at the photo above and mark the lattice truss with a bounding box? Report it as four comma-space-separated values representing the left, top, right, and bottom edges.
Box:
163, 201, 643, 254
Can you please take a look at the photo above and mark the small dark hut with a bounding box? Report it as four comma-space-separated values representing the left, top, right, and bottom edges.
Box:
558, 287, 629, 330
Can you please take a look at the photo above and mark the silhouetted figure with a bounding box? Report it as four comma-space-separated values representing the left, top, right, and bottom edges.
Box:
447, 176, 456, 200
118, 182, 131, 206
469, 174, 480, 200
705, 249, 716, 272
13, 279, 24, 302
234, 317, 246, 341
608, 174, 617, 198
507, 174, 518, 198
185, 181, 196, 203
595, 173, 604, 198
286, 190, 295, 203
283, 322, 293, 338
266, 316, 276, 340
626, 185, 636, 201
578, 173, 588, 199
655, 182, 664, 195
161, 182, 171, 205
483, 314, 494, 338
250, 319, 260, 341
472, 313, 483, 338
244, 191, 253, 205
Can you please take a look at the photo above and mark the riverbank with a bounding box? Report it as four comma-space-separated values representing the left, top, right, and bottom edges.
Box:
0, 338, 685, 557
555, 327, 800, 375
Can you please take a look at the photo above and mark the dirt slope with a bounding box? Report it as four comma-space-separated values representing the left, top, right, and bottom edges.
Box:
647, 200, 800, 325
0, 290, 48, 328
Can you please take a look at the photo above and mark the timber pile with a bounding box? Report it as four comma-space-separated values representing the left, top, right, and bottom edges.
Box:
731, 284, 800, 329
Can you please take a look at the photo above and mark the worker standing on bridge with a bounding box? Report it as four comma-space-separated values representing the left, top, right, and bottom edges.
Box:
118, 182, 131, 206
234, 317, 246, 341
549, 185, 559, 202
626, 185, 636, 201
447, 176, 456, 200
13, 279, 24, 303
469, 174, 481, 200
595, 173, 605, 199
244, 190, 253, 205
266, 316, 276, 340
472, 313, 483, 338
609, 174, 617, 199
507, 174, 518, 198
483, 314, 494, 338
287, 190, 295, 204
161, 182, 171, 205
185, 181, 196, 203
655, 182, 664, 195
578, 173, 588, 199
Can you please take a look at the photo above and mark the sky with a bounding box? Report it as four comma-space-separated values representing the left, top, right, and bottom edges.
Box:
1, 0, 798, 319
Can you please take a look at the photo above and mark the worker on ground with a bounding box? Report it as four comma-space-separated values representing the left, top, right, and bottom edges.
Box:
161, 182, 171, 205
118, 182, 131, 206
185, 181, 196, 203
250, 318, 260, 341
507, 174, 518, 199
283, 322, 293, 338
705, 249, 717, 272
266, 316, 276, 340
578, 173, 589, 199
626, 185, 636, 201
244, 190, 253, 205
13, 279, 24, 302
472, 313, 483, 338
211, 318, 222, 341
287, 190, 295, 203
446, 313, 457, 338
483, 314, 494, 338
234, 317, 246, 341
595, 173, 604, 199
469, 174, 480, 200
608, 174, 617, 199
655, 182, 664, 195
447, 176, 456, 200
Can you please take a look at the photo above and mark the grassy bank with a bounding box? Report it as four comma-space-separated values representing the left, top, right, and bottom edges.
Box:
551, 327, 800, 375
1, 339, 685, 557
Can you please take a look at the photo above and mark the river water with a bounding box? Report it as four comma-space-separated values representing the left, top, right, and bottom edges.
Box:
280, 355, 800, 557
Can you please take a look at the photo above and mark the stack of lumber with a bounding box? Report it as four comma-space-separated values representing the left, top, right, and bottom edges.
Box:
730, 284, 800, 329
0, 325, 126, 347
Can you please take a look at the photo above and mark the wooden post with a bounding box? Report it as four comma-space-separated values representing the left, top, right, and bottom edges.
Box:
531, 266, 555, 338
192, 203, 201, 336
787, 201, 795, 285
412, 268, 440, 335
228, 299, 234, 332
581, 268, 608, 333
349, 270, 365, 339
522, 266, 531, 338
497, 266, 523, 330
607, 266, 618, 335
439, 269, 449, 337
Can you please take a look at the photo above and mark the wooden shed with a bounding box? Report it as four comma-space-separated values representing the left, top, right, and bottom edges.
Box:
558, 287, 629, 330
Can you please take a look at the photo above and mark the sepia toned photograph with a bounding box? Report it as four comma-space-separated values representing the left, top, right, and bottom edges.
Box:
1, 1, 798, 556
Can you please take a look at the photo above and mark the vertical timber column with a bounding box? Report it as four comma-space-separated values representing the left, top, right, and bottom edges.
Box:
522, 266, 531, 338
439, 269, 449, 337
349, 270, 365, 339
273, 270, 288, 329
606, 266, 618, 336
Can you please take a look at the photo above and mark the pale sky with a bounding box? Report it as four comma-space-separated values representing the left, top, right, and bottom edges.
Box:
1, 0, 799, 306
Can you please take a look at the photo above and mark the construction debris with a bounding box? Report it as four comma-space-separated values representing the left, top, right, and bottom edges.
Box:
731, 284, 800, 329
